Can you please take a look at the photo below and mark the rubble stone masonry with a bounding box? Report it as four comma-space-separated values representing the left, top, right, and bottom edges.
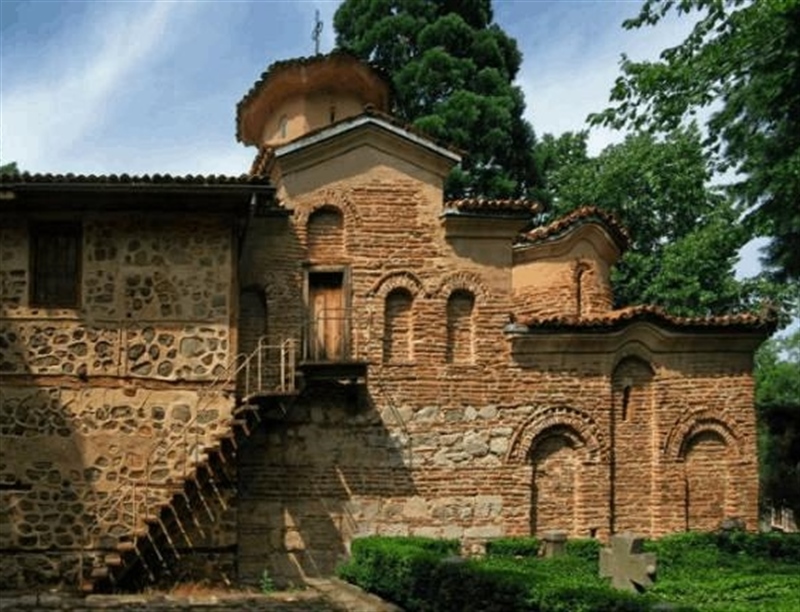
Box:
0, 214, 238, 587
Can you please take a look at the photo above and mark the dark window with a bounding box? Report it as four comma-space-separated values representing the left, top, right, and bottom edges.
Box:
30, 222, 81, 307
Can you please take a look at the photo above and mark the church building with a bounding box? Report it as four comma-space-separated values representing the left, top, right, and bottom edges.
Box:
0, 52, 773, 590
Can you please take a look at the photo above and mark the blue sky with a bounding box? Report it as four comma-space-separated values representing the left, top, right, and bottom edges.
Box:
0, 0, 696, 176
0, 1, 771, 279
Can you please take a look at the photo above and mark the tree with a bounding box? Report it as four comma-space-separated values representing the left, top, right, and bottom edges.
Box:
537, 125, 765, 315
754, 330, 800, 520
0, 161, 18, 175
590, 0, 800, 282
334, 0, 538, 198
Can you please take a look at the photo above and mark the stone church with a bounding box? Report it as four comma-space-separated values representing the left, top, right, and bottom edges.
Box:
0, 52, 774, 590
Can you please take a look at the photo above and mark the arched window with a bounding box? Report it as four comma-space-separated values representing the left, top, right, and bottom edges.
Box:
383, 288, 413, 363
307, 207, 344, 261
278, 115, 288, 139
446, 290, 475, 364
610, 356, 655, 533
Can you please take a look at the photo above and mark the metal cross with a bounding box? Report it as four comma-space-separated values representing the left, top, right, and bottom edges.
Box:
312, 9, 323, 55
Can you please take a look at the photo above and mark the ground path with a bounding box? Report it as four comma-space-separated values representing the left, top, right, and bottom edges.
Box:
0, 579, 401, 611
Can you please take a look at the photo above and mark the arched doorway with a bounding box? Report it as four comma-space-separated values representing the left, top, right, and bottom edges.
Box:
683, 430, 729, 531
529, 429, 579, 535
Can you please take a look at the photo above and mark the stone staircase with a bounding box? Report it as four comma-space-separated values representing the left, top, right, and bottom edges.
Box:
80, 338, 298, 593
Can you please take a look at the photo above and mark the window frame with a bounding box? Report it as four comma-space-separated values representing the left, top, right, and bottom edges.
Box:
29, 220, 83, 309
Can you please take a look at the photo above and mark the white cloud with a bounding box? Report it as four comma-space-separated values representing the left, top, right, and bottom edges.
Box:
1, 2, 184, 172
514, 7, 695, 155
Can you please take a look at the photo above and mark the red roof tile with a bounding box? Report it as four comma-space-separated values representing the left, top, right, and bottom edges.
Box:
444, 198, 543, 216
0, 172, 272, 187
236, 51, 392, 145
517, 206, 630, 251
521, 305, 776, 333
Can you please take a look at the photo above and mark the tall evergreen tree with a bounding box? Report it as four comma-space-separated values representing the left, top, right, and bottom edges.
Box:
334, 0, 538, 198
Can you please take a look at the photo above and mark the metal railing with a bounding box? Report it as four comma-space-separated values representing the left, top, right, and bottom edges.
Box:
85, 337, 297, 584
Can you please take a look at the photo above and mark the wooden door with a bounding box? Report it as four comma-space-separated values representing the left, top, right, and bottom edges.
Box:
308, 272, 344, 360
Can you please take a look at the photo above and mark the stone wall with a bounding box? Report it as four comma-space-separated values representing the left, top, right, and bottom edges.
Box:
0, 212, 240, 588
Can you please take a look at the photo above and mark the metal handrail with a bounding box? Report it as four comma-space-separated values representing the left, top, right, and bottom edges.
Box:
88, 337, 297, 555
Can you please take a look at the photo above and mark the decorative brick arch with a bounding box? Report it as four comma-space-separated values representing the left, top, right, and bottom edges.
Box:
506, 406, 609, 464
611, 350, 656, 378
663, 409, 743, 461
432, 271, 489, 303
294, 188, 362, 228
368, 271, 426, 299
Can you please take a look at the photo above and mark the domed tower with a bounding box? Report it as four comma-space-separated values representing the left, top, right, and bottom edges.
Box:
236, 51, 392, 148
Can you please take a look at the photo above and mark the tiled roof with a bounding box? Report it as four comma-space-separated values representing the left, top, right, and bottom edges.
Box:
249, 148, 275, 176
0, 172, 272, 187
521, 305, 776, 333
444, 198, 543, 216
517, 206, 630, 251
236, 51, 392, 144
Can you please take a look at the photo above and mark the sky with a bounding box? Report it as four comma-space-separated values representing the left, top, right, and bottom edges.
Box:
0, 0, 769, 279
1, 0, 697, 175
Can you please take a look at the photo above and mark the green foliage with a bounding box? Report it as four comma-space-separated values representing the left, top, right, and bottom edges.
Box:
485, 536, 540, 557
341, 534, 800, 611
334, 0, 538, 199
644, 532, 800, 611
259, 568, 275, 594
564, 538, 602, 563
0, 161, 18, 175
754, 330, 800, 516
336, 536, 460, 609
590, 0, 800, 283
536, 126, 777, 315
429, 558, 532, 612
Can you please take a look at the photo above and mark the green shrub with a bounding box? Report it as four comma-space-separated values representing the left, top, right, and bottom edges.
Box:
485, 536, 540, 558
340, 534, 800, 612
714, 530, 800, 562
565, 538, 603, 563
337, 537, 458, 610
429, 558, 532, 612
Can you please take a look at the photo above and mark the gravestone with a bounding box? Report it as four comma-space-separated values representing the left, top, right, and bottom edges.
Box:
540, 530, 567, 558
599, 533, 656, 593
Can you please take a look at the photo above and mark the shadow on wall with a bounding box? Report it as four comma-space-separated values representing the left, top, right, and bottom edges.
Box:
0, 318, 107, 589
236, 381, 417, 588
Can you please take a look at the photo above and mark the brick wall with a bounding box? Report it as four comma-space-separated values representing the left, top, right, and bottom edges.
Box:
235, 142, 763, 586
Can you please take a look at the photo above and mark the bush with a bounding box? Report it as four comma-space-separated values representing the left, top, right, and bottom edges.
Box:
565, 538, 603, 563
430, 558, 532, 612
340, 534, 800, 612
485, 537, 540, 558
337, 537, 459, 610
338, 536, 531, 611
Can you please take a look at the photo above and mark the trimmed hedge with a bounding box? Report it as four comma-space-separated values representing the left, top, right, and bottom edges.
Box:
338, 536, 641, 611
340, 533, 800, 611
485, 536, 540, 558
